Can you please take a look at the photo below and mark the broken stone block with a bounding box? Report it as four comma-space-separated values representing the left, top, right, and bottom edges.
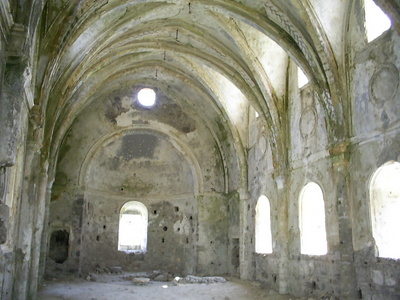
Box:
183, 275, 227, 284
132, 277, 150, 285
148, 270, 161, 280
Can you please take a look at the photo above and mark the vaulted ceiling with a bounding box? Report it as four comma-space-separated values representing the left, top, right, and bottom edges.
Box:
9, 0, 394, 191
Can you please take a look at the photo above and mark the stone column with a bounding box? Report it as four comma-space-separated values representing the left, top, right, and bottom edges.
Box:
239, 188, 253, 280
275, 174, 289, 295
0, 31, 32, 166
38, 182, 53, 287
13, 137, 41, 300
13, 104, 43, 300
1, 24, 37, 300
330, 144, 358, 298
28, 161, 48, 299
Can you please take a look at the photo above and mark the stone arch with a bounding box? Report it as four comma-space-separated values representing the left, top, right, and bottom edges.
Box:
118, 201, 148, 253
79, 127, 204, 194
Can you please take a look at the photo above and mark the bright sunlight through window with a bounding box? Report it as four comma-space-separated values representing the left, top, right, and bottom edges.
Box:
298, 67, 309, 88
369, 161, 400, 259
118, 201, 148, 253
138, 88, 156, 107
299, 182, 328, 256
255, 195, 273, 254
365, 0, 391, 42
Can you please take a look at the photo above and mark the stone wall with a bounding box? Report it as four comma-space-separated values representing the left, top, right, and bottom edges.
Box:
248, 16, 400, 300
46, 85, 233, 278
78, 193, 199, 275
350, 29, 400, 300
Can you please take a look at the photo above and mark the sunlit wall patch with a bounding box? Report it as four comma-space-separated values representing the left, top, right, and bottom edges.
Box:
137, 88, 156, 107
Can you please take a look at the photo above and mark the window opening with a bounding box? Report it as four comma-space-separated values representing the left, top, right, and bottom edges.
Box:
365, 0, 391, 42
369, 161, 400, 259
298, 67, 309, 88
299, 182, 327, 255
118, 201, 148, 253
137, 88, 156, 107
255, 195, 273, 254
49, 230, 69, 263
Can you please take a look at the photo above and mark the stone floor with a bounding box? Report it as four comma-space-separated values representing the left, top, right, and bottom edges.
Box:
37, 273, 305, 300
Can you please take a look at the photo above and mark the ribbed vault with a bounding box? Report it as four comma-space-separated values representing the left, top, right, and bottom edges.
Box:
35, 0, 350, 189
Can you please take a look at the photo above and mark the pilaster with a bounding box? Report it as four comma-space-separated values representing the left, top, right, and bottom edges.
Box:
239, 188, 253, 280
330, 142, 358, 298
0, 23, 32, 167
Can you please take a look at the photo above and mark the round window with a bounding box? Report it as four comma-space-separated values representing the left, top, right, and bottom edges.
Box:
137, 88, 156, 107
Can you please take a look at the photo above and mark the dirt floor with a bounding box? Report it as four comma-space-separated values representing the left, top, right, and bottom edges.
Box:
37, 273, 305, 300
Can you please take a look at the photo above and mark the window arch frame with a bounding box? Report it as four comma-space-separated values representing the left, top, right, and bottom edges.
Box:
369, 161, 400, 259
255, 195, 273, 254
299, 182, 328, 256
118, 201, 148, 253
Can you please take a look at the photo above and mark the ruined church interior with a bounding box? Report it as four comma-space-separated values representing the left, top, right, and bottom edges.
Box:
0, 0, 399, 299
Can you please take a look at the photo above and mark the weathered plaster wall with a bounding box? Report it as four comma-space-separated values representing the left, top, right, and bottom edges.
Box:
248, 20, 400, 300
79, 194, 199, 275
286, 157, 340, 298
0, 17, 40, 300
248, 63, 346, 298
52, 86, 226, 194
85, 132, 194, 195
0, 107, 29, 300
248, 106, 284, 292
350, 30, 400, 300
196, 194, 229, 276
47, 85, 233, 278
286, 80, 341, 299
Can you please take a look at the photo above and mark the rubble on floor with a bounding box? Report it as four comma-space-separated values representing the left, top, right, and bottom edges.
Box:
87, 267, 228, 286
177, 275, 227, 284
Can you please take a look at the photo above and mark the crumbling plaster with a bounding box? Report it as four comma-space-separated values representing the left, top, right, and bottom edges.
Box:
0, 0, 399, 300
348, 23, 400, 298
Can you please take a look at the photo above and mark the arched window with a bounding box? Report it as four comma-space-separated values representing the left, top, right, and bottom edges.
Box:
299, 182, 327, 255
255, 195, 273, 254
369, 161, 400, 259
118, 201, 148, 253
